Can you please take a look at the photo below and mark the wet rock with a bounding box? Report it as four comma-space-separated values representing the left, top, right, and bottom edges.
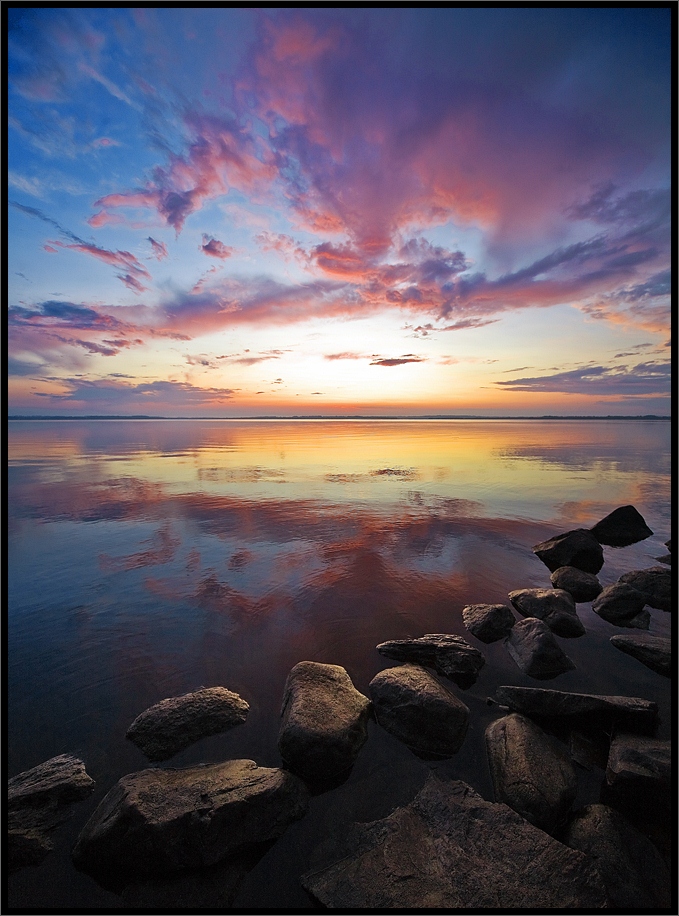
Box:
504, 617, 575, 679
532, 528, 604, 574
369, 664, 469, 758
461, 603, 515, 643
592, 583, 650, 629
301, 776, 606, 909
610, 633, 671, 677
485, 713, 576, 834
126, 687, 249, 762
376, 634, 485, 688
508, 588, 585, 637
589, 505, 653, 547
618, 566, 671, 611
278, 662, 371, 781
550, 566, 602, 602
604, 734, 671, 812
72, 759, 308, 889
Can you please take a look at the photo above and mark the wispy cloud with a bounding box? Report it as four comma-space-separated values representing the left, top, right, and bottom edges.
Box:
494, 360, 670, 396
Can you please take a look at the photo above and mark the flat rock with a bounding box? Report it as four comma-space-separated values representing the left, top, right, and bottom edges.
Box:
72, 759, 308, 889
655, 553, 671, 565
126, 687, 249, 762
301, 776, 606, 909
550, 566, 602, 602
461, 603, 515, 643
504, 617, 575, 679
485, 713, 576, 834
508, 588, 585, 637
610, 633, 671, 677
278, 662, 371, 781
605, 734, 671, 804
369, 664, 469, 758
592, 582, 650, 629
618, 566, 671, 611
532, 528, 604, 574
376, 634, 484, 688
589, 505, 653, 547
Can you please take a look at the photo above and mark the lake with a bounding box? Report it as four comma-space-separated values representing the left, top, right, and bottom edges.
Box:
7, 418, 672, 908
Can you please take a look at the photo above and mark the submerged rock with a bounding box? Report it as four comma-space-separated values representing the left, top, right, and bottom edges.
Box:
504, 617, 575, 679
550, 566, 602, 602
376, 634, 485, 688
618, 566, 671, 611
532, 528, 604, 574
461, 603, 515, 643
610, 633, 671, 677
592, 583, 650, 629
589, 505, 653, 547
604, 734, 671, 812
508, 588, 585, 637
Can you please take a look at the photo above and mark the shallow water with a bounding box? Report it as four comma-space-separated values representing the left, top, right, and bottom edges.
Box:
7, 418, 672, 908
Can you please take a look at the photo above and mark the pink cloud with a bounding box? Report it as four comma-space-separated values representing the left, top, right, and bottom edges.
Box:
148, 237, 169, 260
47, 239, 151, 292
201, 235, 233, 259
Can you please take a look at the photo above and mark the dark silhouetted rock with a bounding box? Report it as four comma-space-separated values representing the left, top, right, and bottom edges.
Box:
461, 603, 515, 643
592, 583, 650, 629
376, 634, 484, 688
655, 553, 671, 565
610, 633, 670, 677
72, 759, 308, 889
508, 588, 585, 637
532, 528, 604, 574
278, 662, 370, 781
485, 714, 576, 834
550, 566, 602, 602
301, 776, 606, 909
590, 505, 653, 547
504, 617, 575, 679
369, 664, 469, 758
618, 566, 671, 611
665, 538, 672, 552
605, 734, 671, 811
126, 687, 249, 762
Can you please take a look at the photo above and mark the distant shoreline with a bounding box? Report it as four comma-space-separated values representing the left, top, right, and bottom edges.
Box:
7, 414, 671, 421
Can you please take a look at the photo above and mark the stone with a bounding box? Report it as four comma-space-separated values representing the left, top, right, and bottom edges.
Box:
376, 634, 485, 688
589, 505, 653, 547
461, 604, 515, 643
665, 538, 672, 553
485, 713, 576, 834
532, 528, 604, 574
126, 687, 250, 762
592, 583, 650, 629
508, 588, 585, 637
550, 566, 602, 602
610, 633, 671, 677
618, 566, 671, 611
278, 662, 371, 781
504, 617, 575, 679
369, 664, 469, 758
655, 553, 671, 565
301, 776, 606, 909
72, 759, 308, 889
605, 734, 671, 808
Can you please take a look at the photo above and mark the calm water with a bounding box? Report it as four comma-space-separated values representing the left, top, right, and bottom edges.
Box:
7, 419, 672, 908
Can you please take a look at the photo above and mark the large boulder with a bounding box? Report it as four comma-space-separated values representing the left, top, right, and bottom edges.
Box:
592, 583, 650, 629
485, 714, 576, 834
369, 664, 469, 758
504, 617, 575, 679
550, 566, 602, 602
126, 687, 249, 762
72, 759, 308, 889
301, 776, 606, 909
618, 566, 671, 611
532, 528, 604, 574
508, 588, 585, 637
278, 662, 371, 781
461, 604, 515, 643
376, 634, 484, 688
610, 633, 671, 677
604, 734, 671, 814
589, 505, 653, 547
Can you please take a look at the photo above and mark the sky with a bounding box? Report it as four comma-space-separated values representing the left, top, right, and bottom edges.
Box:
7, 7, 672, 417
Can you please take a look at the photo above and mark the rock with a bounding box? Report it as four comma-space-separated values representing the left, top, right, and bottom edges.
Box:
126, 687, 250, 762
532, 528, 604, 574
301, 776, 606, 909
369, 664, 469, 758
504, 617, 575, 679
665, 538, 672, 553
72, 759, 308, 889
376, 634, 485, 688
655, 553, 671, 565
563, 804, 671, 909
495, 686, 658, 735
461, 604, 515, 643
604, 734, 671, 811
618, 566, 671, 611
508, 588, 585, 637
589, 505, 653, 547
278, 662, 371, 781
485, 714, 576, 834
7, 828, 53, 872
550, 566, 602, 602
592, 583, 650, 629
610, 633, 671, 677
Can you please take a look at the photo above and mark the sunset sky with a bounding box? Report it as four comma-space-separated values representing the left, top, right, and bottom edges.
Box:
7, 7, 672, 417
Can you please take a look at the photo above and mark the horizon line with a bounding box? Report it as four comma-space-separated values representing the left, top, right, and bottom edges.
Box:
7, 413, 672, 421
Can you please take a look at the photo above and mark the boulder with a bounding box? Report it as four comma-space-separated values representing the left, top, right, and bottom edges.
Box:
376, 634, 484, 688
369, 664, 469, 758
301, 776, 606, 909
126, 687, 249, 762
461, 603, 515, 643
508, 588, 585, 637
589, 505, 653, 547
504, 617, 575, 679
550, 566, 602, 602
655, 553, 671, 566
618, 566, 671, 611
278, 662, 371, 781
72, 759, 308, 889
592, 583, 650, 629
485, 714, 576, 834
665, 538, 672, 553
604, 734, 671, 812
532, 528, 604, 574
610, 633, 671, 677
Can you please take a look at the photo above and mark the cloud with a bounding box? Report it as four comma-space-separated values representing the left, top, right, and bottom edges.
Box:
201, 235, 234, 259
370, 354, 425, 367
148, 237, 169, 260
324, 351, 370, 361
33, 377, 238, 411
494, 360, 670, 396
